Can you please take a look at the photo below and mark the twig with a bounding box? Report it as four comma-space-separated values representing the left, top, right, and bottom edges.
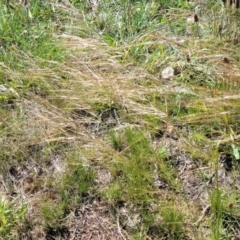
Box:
116, 214, 127, 240
195, 204, 210, 225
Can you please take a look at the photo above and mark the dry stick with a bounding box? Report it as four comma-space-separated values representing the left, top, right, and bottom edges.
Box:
0, 116, 9, 127
0, 179, 9, 193
116, 214, 127, 240
112, 108, 121, 125
195, 204, 211, 225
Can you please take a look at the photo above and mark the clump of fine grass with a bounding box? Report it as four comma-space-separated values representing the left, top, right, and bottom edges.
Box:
88, 0, 162, 44
39, 157, 95, 237
104, 128, 186, 238
0, 197, 26, 237
0, 0, 67, 105
59, 158, 95, 207
0, 1, 65, 65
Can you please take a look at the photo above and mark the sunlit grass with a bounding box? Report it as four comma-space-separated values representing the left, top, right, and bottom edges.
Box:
1, 0, 240, 239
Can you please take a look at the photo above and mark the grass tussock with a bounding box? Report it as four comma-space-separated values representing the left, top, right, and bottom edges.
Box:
1, 0, 240, 239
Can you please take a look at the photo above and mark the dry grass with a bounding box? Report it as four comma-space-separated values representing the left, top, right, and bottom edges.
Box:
1, 0, 240, 239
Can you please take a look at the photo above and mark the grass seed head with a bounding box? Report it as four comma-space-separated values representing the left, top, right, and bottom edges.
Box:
194, 14, 199, 23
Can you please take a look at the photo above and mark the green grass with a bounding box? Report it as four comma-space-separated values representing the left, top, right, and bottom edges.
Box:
0, 197, 26, 238
106, 128, 182, 237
